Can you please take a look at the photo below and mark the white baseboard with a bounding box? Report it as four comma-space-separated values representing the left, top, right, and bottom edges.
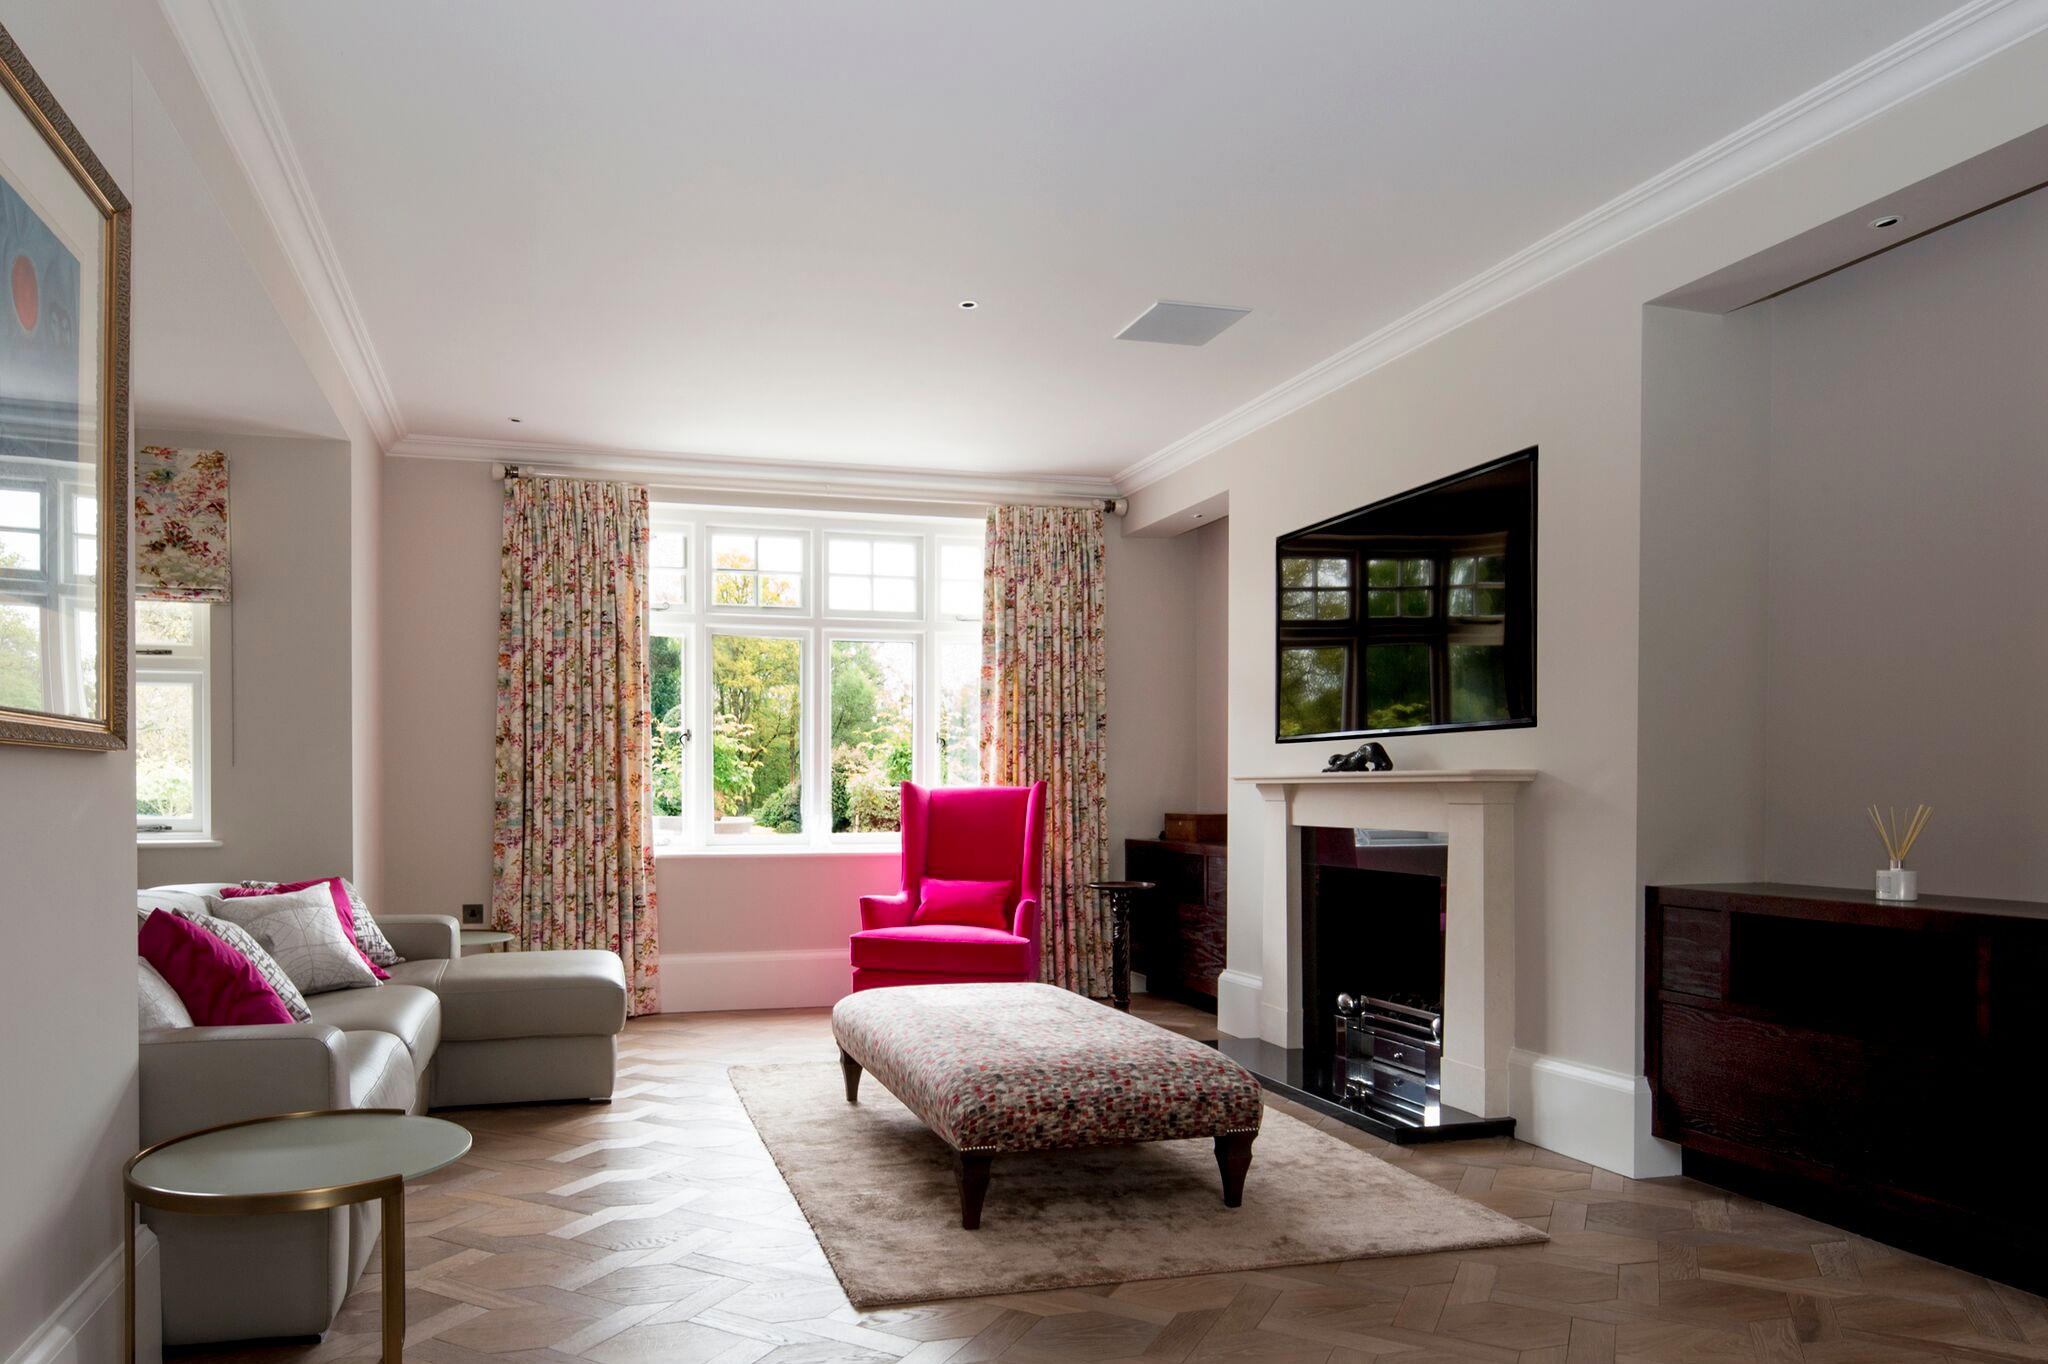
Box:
1508, 1048, 1681, 1179
660, 949, 850, 1013
1215, 969, 1263, 1039
5, 1228, 158, 1364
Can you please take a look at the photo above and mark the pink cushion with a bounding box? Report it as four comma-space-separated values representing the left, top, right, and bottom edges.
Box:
913, 877, 1013, 931
138, 910, 294, 1027
849, 924, 1032, 976
220, 877, 388, 980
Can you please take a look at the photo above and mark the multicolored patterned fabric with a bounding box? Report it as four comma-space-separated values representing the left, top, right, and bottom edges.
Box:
492, 476, 661, 1015
134, 445, 230, 602
980, 506, 1109, 997
831, 983, 1262, 1153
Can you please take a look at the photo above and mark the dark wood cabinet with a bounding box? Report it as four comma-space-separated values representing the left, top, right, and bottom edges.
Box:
1645, 882, 2048, 1291
1126, 838, 1226, 1009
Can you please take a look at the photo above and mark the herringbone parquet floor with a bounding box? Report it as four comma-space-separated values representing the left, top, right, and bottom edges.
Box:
173, 998, 2047, 1364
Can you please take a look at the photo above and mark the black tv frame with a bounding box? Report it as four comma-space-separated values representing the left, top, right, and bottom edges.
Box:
1274, 447, 1537, 746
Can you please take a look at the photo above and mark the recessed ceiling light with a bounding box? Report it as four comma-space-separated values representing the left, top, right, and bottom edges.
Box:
1869, 214, 1902, 229
958, 300, 978, 310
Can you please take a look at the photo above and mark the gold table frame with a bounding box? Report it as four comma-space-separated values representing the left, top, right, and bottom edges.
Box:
122, 1108, 469, 1364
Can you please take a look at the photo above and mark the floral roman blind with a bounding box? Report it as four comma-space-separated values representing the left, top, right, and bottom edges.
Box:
133, 445, 231, 603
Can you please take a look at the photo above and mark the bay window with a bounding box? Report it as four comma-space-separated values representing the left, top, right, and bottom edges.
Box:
649, 506, 982, 851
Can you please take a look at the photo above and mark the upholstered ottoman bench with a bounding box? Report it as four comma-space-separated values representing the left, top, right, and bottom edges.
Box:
830, 982, 1263, 1228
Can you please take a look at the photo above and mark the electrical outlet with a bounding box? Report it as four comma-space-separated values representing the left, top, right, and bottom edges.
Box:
461, 903, 485, 925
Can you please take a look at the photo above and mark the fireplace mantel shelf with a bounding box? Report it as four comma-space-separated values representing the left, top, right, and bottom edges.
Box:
1233, 769, 1536, 786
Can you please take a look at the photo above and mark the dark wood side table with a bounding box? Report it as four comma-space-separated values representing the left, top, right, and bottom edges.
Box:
123, 1109, 471, 1363
1088, 880, 1156, 1011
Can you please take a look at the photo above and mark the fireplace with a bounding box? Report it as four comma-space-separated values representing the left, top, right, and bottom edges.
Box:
1218, 769, 1532, 1143
1303, 829, 1448, 1127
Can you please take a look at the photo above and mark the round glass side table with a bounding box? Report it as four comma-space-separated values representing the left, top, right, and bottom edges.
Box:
123, 1109, 471, 1364
1088, 879, 1156, 1012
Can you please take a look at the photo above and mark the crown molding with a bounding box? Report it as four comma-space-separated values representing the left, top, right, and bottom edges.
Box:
388, 434, 1121, 507
1116, 0, 2048, 493
164, 0, 406, 448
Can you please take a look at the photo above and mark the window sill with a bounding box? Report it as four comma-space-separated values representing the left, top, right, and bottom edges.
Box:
654, 842, 899, 860
138, 835, 221, 849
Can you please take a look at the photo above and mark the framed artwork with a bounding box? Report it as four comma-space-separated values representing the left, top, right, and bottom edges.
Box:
0, 23, 131, 750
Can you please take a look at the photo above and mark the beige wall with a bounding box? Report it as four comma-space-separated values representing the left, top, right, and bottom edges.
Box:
138, 430, 354, 889
1191, 518, 1230, 812
377, 458, 1209, 1007
1124, 35, 2048, 1173
1761, 188, 2048, 899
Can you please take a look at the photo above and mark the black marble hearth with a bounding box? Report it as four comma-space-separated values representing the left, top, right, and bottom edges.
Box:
1209, 1034, 1515, 1144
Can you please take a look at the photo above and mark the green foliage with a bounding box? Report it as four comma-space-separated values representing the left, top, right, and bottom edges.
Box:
755, 778, 802, 834
713, 636, 801, 825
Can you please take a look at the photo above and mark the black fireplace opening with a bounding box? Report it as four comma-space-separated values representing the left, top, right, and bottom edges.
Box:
1301, 827, 1447, 1122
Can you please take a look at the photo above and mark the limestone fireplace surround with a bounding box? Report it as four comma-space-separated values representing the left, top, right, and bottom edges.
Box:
1227, 770, 1535, 1119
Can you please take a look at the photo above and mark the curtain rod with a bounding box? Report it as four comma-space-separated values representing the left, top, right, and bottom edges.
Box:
486, 461, 1127, 515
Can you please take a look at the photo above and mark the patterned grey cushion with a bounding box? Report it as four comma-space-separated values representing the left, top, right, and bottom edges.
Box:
168, 907, 314, 1021
237, 878, 404, 967
209, 885, 381, 995
138, 958, 193, 1031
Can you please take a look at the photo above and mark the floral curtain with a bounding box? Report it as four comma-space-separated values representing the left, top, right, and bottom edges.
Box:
134, 445, 230, 602
980, 504, 1109, 997
492, 475, 660, 1015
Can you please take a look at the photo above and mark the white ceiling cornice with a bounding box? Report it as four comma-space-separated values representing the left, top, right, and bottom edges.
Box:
1115, 0, 2048, 493
164, 0, 406, 448
388, 434, 1121, 507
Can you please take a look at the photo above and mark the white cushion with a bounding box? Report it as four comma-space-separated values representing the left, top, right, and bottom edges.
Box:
207, 885, 381, 995
138, 958, 193, 1031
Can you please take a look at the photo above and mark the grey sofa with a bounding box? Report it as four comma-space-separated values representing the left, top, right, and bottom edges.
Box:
136, 883, 629, 1345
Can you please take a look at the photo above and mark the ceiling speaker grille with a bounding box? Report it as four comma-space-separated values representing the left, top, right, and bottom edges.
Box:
1116, 300, 1251, 346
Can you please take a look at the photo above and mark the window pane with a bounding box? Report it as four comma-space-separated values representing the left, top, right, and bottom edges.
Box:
873, 541, 917, 577
136, 681, 197, 818
136, 601, 196, 647
1315, 590, 1349, 621
940, 580, 980, 617
1281, 589, 1314, 620
830, 639, 915, 832
1316, 558, 1349, 587
1281, 557, 1314, 589
651, 530, 686, 569
940, 542, 982, 583
712, 534, 756, 571
1402, 559, 1433, 585
0, 601, 43, 710
1450, 643, 1509, 725
711, 635, 803, 835
758, 535, 803, 573
713, 571, 756, 605
759, 573, 801, 608
874, 577, 916, 614
648, 634, 683, 817
1365, 643, 1431, 730
1367, 590, 1397, 617
651, 568, 686, 610
74, 536, 96, 578
938, 639, 981, 786
829, 575, 872, 612
1366, 559, 1398, 587
0, 529, 39, 567
1401, 588, 1432, 616
829, 538, 871, 574
0, 488, 39, 527
1278, 645, 1346, 737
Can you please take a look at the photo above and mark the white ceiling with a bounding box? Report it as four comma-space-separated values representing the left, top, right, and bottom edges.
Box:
221, 0, 1960, 479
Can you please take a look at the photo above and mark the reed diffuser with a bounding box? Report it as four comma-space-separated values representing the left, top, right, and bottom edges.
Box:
1867, 804, 1932, 901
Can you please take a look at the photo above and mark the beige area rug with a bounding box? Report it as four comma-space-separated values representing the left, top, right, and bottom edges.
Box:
728, 1061, 1545, 1307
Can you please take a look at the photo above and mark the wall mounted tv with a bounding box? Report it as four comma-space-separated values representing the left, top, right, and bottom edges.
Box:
1275, 448, 1535, 743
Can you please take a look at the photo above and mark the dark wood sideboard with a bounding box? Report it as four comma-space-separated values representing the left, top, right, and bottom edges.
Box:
1125, 838, 1226, 1009
1645, 882, 2048, 1291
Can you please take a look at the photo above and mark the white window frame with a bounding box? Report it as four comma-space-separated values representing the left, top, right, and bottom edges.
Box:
649, 504, 983, 855
707, 525, 810, 613
135, 602, 212, 842
823, 531, 923, 619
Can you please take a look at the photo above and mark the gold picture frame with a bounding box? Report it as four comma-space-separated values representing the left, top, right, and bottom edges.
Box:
0, 22, 132, 750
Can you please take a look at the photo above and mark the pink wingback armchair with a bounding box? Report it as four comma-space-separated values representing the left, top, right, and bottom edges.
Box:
849, 781, 1048, 990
